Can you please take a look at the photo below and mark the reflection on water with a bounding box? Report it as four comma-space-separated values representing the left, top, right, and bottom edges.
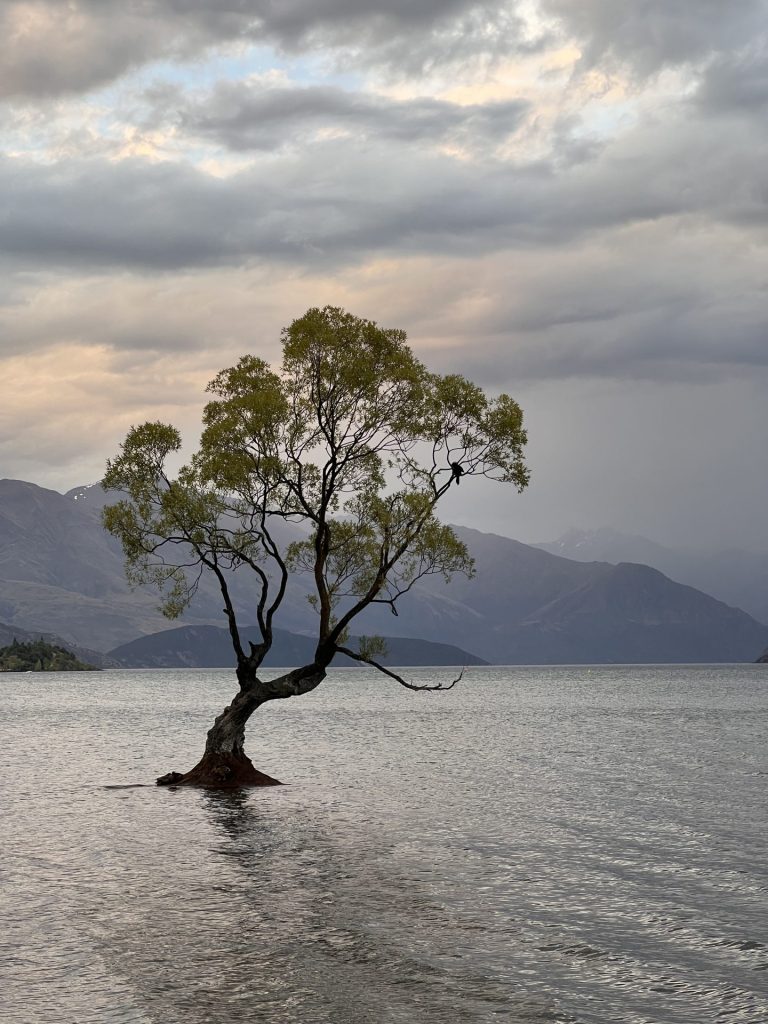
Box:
85, 788, 563, 1023
2, 665, 768, 1023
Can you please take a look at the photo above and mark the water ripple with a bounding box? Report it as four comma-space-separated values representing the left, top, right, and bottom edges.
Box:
2, 665, 767, 1023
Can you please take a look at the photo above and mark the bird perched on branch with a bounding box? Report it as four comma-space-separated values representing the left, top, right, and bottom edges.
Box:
450, 462, 464, 485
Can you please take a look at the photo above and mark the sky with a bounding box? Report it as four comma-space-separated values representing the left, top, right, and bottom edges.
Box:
1, 0, 767, 552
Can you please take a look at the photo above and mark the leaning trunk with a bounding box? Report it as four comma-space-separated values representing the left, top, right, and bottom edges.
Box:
156, 662, 327, 788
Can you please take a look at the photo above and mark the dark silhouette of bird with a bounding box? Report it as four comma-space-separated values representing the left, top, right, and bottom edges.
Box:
450, 462, 464, 485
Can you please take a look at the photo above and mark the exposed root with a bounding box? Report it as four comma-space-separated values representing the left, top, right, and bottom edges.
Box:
156, 751, 282, 788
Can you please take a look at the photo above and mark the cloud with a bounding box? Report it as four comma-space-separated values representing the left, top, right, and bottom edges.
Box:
3, 210, 767, 396
151, 79, 529, 152
0, 267, 291, 363
2, 243, 766, 553
378, 219, 768, 388
1, 2, 170, 100
2, 93, 766, 276
489, 373, 768, 550
0, 340, 218, 492
542, 0, 768, 77
2, 3, 768, 559
4, 2, 766, 102
0, 0, 532, 100
695, 43, 768, 116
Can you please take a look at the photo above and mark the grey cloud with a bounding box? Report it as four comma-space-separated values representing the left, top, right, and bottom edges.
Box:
0, 151, 615, 272
458, 313, 768, 388
543, 0, 768, 77
155, 80, 529, 151
510, 257, 768, 381
0, 150, 501, 271
695, 44, 768, 115
163, 0, 492, 39
0, 159, 237, 269
396, 209, 768, 390
522, 315, 768, 383
1, 3, 176, 100
2, 102, 767, 275
4, 2, 766, 102
0, 0, 526, 100
493, 374, 768, 552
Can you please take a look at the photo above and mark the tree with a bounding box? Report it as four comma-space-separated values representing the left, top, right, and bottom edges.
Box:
0, 638, 97, 672
103, 307, 529, 787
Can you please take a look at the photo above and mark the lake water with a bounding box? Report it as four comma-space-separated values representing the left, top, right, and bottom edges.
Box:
2, 664, 767, 1024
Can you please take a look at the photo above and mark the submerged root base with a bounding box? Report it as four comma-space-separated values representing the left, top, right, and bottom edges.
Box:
156, 752, 282, 788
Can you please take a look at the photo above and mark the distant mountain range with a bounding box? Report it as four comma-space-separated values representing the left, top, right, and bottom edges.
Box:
378, 527, 768, 664
535, 527, 768, 625
1, 478, 767, 665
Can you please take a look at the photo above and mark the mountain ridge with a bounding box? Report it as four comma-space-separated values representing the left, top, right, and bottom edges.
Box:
109, 625, 487, 669
535, 526, 768, 624
1, 478, 766, 664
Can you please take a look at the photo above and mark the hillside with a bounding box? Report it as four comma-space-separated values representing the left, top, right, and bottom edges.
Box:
501, 562, 768, 664
109, 625, 487, 669
0, 479, 195, 648
0, 619, 115, 668
0, 638, 98, 672
0, 479, 308, 649
536, 527, 768, 625
355, 528, 768, 664
1, 479, 767, 663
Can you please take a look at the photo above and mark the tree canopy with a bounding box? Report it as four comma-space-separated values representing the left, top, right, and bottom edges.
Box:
104, 306, 528, 686
0, 639, 97, 672
102, 306, 529, 784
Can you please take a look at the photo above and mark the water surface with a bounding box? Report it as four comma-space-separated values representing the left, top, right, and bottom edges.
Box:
2, 665, 767, 1023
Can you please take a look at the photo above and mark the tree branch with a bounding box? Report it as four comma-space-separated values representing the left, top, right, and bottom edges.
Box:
335, 645, 463, 692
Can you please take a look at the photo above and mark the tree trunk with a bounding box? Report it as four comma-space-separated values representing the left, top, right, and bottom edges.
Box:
156, 663, 327, 788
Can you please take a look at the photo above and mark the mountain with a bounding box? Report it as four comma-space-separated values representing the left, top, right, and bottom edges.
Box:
352, 527, 768, 664
535, 527, 768, 625
1, 478, 767, 663
0, 479, 310, 650
108, 625, 487, 669
0, 478, 198, 649
536, 527, 672, 568
500, 561, 767, 664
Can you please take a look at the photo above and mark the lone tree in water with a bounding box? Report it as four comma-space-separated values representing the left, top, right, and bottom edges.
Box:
103, 307, 529, 787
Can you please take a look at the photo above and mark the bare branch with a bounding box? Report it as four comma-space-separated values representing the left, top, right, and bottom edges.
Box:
335, 645, 463, 692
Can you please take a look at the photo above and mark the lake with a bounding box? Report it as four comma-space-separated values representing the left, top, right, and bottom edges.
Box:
2, 664, 767, 1023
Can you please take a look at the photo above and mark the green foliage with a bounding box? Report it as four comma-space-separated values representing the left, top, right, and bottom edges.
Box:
0, 639, 98, 672
102, 306, 529, 670
357, 635, 388, 661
